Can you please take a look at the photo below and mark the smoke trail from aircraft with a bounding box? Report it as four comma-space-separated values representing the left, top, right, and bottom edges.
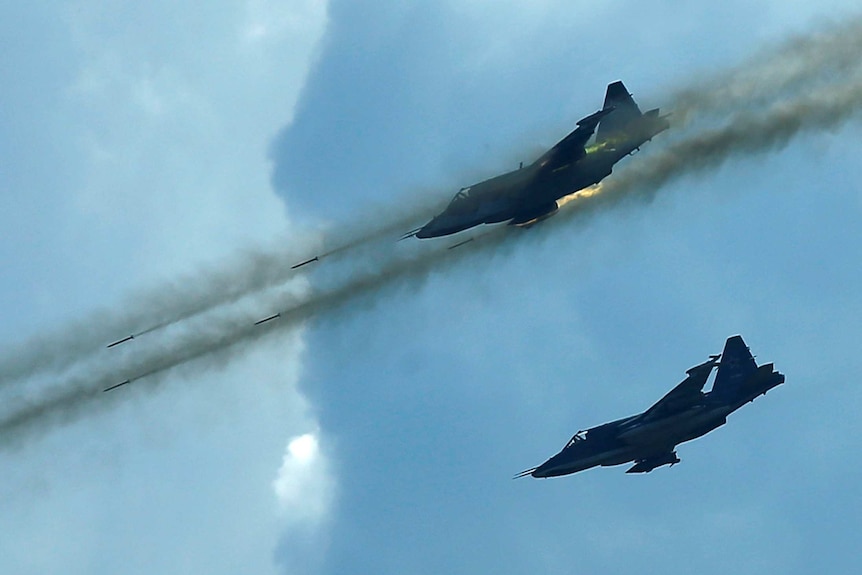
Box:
0, 195, 441, 390
3, 71, 862, 446
668, 16, 862, 124
608, 75, 862, 205
0, 240, 465, 444
3, 18, 862, 445
3, 17, 858, 388
0, 238, 312, 382
3, 17, 861, 392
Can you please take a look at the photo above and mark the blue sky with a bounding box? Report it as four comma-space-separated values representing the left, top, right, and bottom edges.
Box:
2, 1, 861, 574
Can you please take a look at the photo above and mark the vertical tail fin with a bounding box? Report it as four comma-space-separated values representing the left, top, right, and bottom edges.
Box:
712, 335, 758, 398
595, 81, 643, 144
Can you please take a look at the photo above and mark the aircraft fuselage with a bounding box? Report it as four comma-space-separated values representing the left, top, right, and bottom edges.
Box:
524, 336, 785, 478
532, 405, 731, 478
414, 147, 624, 238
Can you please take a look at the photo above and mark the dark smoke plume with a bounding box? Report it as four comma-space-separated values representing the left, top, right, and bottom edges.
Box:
2, 18, 862, 447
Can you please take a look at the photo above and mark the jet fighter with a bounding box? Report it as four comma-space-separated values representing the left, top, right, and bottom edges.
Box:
517, 335, 785, 478
412, 81, 669, 239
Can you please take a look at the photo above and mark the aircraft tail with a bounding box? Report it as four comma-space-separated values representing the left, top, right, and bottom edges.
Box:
711, 335, 758, 398
595, 81, 643, 144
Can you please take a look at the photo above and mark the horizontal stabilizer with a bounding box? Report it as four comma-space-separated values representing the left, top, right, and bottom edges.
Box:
640, 355, 718, 422
538, 107, 612, 166
577, 106, 615, 128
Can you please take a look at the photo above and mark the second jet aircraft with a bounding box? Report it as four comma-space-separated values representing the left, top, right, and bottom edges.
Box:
517, 335, 785, 478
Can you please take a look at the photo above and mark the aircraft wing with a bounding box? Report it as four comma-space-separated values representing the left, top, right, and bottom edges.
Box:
640, 357, 718, 422
536, 107, 614, 168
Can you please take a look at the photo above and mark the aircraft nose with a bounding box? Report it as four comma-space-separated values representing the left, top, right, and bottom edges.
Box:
529, 459, 554, 478
414, 218, 438, 239
529, 451, 573, 478
415, 215, 454, 239
416, 213, 475, 239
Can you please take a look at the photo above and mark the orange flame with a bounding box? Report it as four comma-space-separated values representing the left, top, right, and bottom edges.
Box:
555, 183, 604, 209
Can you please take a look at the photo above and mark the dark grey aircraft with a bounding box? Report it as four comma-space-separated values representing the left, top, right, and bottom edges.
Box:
517, 335, 785, 478
410, 81, 669, 239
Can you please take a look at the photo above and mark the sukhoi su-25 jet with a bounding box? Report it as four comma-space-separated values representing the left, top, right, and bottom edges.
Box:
410, 81, 670, 239
517, 335, 785, 478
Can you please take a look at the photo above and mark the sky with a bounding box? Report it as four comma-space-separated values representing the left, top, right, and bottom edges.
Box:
1, 1, 861, 574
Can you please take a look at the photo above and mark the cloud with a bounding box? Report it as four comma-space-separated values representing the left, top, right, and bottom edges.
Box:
4, 15, 862, 449
273, 432, 336, 528
3, 5, 861, 573
242, 0, 328, 45
0, 2, 331, 574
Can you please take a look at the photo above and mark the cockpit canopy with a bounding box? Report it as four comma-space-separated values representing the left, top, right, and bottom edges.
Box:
565, 430, 587, 449
449, 186, 472, 204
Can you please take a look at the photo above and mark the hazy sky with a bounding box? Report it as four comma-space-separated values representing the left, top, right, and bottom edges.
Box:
2, 2, 861, 574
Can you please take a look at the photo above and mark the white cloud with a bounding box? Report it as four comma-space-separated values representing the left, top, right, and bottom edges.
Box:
273, 432, 336, 528
0, 2, 330, 574
242, 0, 328, 45
59, 0, 330, 281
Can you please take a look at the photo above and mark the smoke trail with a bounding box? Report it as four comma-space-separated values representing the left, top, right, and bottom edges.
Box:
3, 16, 861, 392
0, 239, 467, 445
4, 70, 862, 446
668, 16, 862, 124
0, 194, 443, 389
609, 76, 862, 204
